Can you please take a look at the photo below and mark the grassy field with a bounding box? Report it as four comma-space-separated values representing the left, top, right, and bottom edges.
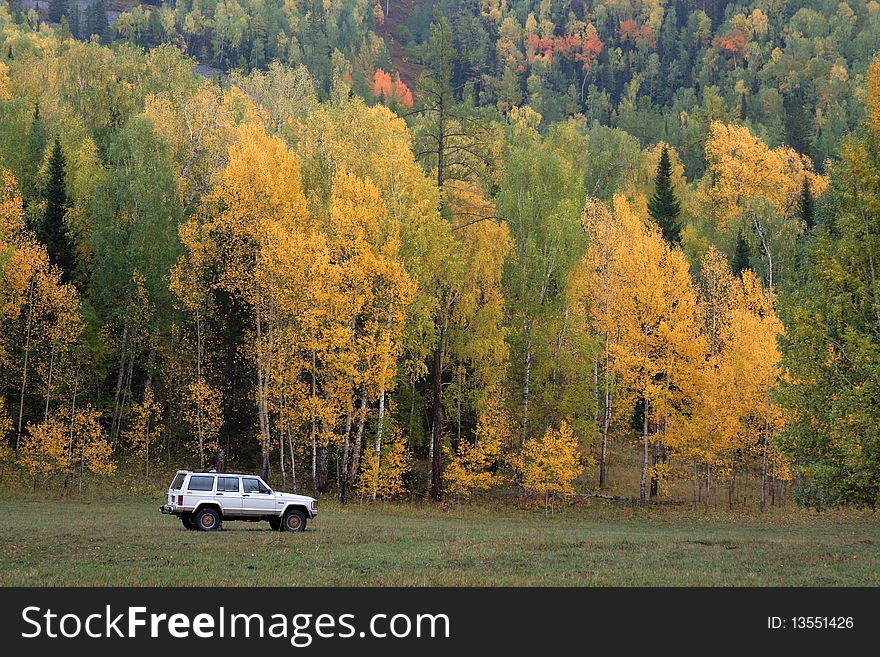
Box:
0, 498, 878, 586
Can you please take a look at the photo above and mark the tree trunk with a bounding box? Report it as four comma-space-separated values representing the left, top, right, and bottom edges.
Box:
255, 302, 272, 484
310, 347, 318, 498
279, 421, 286, 491
760, 436, 768, 513
649, 442, 659, 499
728, 454, 736, 510
705, 463, 712, 512
287, 430, 296, 493
196, 314, 205, 470
371, 387, 387, 501
318, 441, 330, 494
63, 362, 80, 490
339, 401, 354, 503
753, 213, 773, 292
110, 307, 131, 444
15, 278, 35, 459
599, 340, 612, 491
43, 341, 56, 423
429, 309, 447, 502
349, 390, 369, 489
639, 397, 649, 505
521, 324, 532, 446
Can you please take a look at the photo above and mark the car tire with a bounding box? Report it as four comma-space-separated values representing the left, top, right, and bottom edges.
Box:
282, 509, 307, 532
195, 507, 221, 531
268, 517, 281, 531
181, 515, 197, 530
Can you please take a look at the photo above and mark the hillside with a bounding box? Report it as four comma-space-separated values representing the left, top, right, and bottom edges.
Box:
1, 2, 879, 511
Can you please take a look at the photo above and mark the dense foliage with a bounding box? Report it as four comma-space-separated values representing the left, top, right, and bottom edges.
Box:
1, 2, 879, 508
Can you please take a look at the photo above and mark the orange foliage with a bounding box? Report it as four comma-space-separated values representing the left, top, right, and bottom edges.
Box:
716, 29, 748, 57
619, 18, 655, 49
525, 32, 603, 71
372, 68, 393, 100
372, 68, 414, 108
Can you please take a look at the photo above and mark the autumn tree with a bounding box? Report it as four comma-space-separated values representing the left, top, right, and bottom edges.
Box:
691, 248, 785, 509
445, 398, 508, 498
701, 121, 827, 291
205, 122, 316, 484
517, 420, 582, 513
576, 195, 705, 504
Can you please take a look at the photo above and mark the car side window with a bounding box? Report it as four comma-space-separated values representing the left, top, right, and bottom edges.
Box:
242, 478, 260, 494
258, 480, 271, 494
187, 475, 215, 492
218, 476, 240, 493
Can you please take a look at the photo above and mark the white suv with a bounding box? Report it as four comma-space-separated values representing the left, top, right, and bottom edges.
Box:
159, 470, 318, 532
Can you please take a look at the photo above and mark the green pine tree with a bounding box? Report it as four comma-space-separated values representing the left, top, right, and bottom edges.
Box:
48, 0, 68, 24
732, 230, 751, 276
798, 177, 816, 231
37, 135, 76, 283
24, 104, 48, 202
648, 145, 682, 244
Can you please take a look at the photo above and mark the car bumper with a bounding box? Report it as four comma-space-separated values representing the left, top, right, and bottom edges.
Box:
160, 504, 176, 515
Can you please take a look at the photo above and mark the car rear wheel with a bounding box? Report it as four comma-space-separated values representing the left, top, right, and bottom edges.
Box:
181, 515, 197, 530
283, 509, 306, 532
195, 508, 221, 531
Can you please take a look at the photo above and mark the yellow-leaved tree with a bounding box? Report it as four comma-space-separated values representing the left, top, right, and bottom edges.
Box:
445, 397, 509, 498
517, 420, 583, 513
0, 61, 10, 101
1, 170, 85, 481
170, 219, 224, 470
206, 122, 320, 483
700, 121, 827, 290
688, 247, 786, 508
125, 386, 163, 480
354, 425, 412, 500
575, 195, 705, 504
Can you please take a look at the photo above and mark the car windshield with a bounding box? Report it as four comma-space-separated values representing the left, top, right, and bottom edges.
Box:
170, 473, 186, 490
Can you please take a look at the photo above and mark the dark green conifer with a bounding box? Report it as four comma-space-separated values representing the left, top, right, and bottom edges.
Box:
648, 145, 682, 245
37, 135, 76, 282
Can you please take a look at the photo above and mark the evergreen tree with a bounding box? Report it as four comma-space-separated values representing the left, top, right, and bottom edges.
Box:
84, 0, 110, 41
37, 135, 76, 282
69, 3, 81, 40
783, 96, 813, 157
798, 177, 815, 231
48, 0, 68, 24
731, 230, 751, 276
648, 145, 682, 245
24, 104, 48, 202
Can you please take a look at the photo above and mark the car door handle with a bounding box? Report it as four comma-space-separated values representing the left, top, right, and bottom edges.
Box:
216, 493, 224, 496
242, 494, 250, 497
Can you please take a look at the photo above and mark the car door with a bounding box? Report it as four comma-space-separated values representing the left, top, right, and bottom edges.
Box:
216, 476, 243, 516
185, 474, 216, 509
241, 477, 276, 516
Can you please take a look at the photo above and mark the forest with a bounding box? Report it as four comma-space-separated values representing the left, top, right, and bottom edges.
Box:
1, 0, 879, 510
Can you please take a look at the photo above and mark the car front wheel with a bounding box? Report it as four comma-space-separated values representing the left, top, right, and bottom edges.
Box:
283, 510, 306, 532
195, 508, 221, 531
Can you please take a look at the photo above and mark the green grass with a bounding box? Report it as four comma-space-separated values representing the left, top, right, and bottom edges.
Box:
1, 498, 878, 586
